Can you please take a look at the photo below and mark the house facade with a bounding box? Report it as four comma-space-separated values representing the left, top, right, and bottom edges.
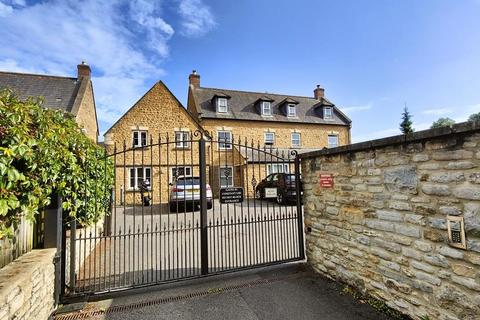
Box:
104, 71, 351, 205
187, 71, 351, 197
103, 81, 206, 204
0, 62, 99, 142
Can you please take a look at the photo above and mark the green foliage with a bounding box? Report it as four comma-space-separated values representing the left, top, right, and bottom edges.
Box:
400, 106, 414, 134
468, 112, 480, 122
0, 89, 114, 238
431, 117, 455, 129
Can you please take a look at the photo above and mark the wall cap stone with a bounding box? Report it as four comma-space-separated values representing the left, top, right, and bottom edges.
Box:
299, 120, 480, 159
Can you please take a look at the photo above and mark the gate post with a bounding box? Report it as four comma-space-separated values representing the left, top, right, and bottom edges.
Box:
44, 194, 65, 304
199, 136, 209, 275
294, 155, 305, 260
69, 218, 77, 294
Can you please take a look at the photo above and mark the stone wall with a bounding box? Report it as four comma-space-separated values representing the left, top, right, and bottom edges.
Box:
0, 249, 56, 320
300, 122, 480, 320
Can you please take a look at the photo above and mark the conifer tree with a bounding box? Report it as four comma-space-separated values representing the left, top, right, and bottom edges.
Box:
400, 106, 414, 134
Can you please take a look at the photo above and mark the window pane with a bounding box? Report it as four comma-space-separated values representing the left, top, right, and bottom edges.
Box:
130, 168, 136, 188
141, 132, 147, 146
328, 135, 338, 147
133, 132, 139, 147
218, 131, 232, 149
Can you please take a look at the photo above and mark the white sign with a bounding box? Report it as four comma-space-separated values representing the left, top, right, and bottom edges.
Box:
264, 188, 277, 198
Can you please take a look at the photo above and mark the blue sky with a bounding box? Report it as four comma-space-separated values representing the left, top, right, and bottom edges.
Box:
1, 0, 480, 142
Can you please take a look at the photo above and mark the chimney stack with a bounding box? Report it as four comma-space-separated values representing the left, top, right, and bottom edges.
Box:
189, 70, 200, 88
77, 61, 91, 79
314, 85, 324, 100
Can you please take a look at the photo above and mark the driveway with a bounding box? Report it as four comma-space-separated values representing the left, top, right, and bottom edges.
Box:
72, 199, 302, 293
56, 264, 395, 320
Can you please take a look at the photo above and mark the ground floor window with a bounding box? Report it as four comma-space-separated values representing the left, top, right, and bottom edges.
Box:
129, 167, 151, 190
267, 163, 290, 175
171, 166, 192, 182
219, 166, 234, 187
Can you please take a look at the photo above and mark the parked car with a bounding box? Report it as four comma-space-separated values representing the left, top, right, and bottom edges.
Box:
169, 176, 213, 212
255, 173, 302, 204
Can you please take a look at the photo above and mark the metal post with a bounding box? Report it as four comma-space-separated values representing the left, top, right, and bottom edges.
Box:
199, 136, 209, 275
69, 218, 77, 293
54, 194, 64, 305
294, 156, 305, 260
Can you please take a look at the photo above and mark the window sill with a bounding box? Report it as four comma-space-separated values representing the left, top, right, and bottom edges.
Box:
126, 189, 152, 192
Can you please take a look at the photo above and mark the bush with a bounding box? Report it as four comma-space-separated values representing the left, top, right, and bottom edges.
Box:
0, 90, 113, 238
431, 117, 455, 129
468, 112, 480, 122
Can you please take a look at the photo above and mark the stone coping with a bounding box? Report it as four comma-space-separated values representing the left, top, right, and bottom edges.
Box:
299, 120, 480, 159
0, 248, 56, 301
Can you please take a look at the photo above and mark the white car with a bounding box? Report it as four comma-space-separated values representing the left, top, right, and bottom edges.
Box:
169, 176, 213, 212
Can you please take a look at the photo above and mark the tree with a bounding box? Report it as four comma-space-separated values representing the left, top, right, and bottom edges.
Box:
468, 112, 480, 122
0, 90, 114, 238
431, 117, 455, 129
400, 106, 414, 134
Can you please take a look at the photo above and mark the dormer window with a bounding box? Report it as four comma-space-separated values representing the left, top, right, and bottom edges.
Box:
262, 101, 272, 116
217, 98, 228, 113
287, 104, 296, 117
324, 107, 333, 120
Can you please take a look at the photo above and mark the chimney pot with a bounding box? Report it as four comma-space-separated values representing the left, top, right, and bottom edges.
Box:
189, 70, 200, 88
77, 61, 91, 79
314, 85, 324, 100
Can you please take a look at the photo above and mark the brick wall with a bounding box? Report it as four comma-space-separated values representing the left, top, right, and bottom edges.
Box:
0, 249, 56, 320
300, 122, 480, 320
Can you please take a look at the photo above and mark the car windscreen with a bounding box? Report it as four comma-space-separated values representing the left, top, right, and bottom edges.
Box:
176, 177, 200, 185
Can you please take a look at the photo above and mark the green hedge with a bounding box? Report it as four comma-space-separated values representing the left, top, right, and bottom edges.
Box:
0, 90, 113, 238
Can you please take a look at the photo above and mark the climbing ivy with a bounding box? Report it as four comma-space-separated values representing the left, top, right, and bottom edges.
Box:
0, 89, 114, 238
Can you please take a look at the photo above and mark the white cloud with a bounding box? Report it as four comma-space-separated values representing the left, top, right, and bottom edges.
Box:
0, 0, 216, 134
340, 104, 372, 114
178, 0, 216, 37
422, 108, 452, 116
0, 2, 13, 16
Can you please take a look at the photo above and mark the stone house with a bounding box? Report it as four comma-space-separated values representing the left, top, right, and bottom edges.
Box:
104, 72, 351, 204
103, 81, 206, 204
0, 62, 99, 142
187, 71, 352, 196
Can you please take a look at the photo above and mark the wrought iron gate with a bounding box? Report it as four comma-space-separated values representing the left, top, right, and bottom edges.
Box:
62, 131, 304, 300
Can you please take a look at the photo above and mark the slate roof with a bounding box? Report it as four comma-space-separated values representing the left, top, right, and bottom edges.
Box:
0, 71, 82, 114
239, 147, 321, 163
190, 86, 351, 125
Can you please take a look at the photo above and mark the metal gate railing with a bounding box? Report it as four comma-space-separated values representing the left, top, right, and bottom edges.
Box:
62, 131, 304, 300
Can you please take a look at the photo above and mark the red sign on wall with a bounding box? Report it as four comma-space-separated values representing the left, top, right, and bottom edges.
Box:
319, 174, 334, 188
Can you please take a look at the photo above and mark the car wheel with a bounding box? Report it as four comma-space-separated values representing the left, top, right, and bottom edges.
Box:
256, 189, 262, 199
276, 193, 284, 205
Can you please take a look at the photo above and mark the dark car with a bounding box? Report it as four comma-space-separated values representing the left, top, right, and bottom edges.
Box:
255, 173, 302, 204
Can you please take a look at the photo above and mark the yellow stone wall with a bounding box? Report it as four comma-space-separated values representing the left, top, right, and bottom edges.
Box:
75, 81, 98, 142
200, 119, 350, 149
104, 81, 204, 205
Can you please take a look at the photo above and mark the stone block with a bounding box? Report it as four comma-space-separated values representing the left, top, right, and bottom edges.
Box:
375, 210, 403, 222
384, 166, 418, 194
432, 150, 473, 161
468, 172, 480, 184
452, 186, 480, 200
450, 275, 480, 291
438, 206, 462, 216
424, 254, 450, 268
463, 202, 480, 237
445, 161, 477, 170
394, 224, 421, 238
424, 229, 447, 242
438, 246, 464, 259
428, 217, 447, 230
414, 270, 441, 286
405, 214, 425, 225
413, 240, 432, 252
451, 263, 476, 278
365, 219, 395, 232
389, 201, 412, 211
372, 238, 402, 253
421, 184, 451, 196
428, 172, 465, 183
411, 260, 436, 274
